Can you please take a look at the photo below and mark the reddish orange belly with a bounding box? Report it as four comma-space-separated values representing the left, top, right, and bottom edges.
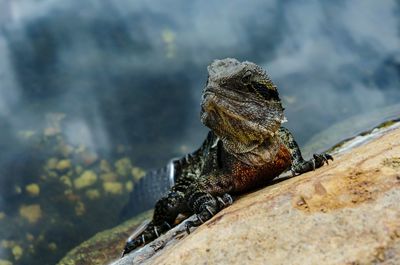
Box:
231, 144, 292, 193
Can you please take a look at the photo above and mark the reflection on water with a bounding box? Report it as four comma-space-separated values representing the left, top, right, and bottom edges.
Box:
0, 0, 399, 264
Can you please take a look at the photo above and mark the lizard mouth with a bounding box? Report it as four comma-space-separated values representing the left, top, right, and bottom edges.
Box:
201, 88, 285, 146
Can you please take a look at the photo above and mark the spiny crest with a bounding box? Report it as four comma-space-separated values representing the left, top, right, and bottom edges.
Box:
208, 58, 243, 79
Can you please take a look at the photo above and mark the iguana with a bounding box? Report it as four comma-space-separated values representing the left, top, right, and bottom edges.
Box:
122, 58, 332, 256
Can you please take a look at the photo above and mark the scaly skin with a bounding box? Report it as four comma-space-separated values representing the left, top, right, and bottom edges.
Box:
122, 58, 332, 256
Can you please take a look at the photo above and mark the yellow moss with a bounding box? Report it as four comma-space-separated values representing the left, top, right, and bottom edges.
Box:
74, 170, 97, 189
85, 189, 100, 200
56, 159, 72, 171
131, 167, 146, 181
114, 158, 132, 177
48, 242, 57, 251
19, 204, 42, 224
0, 212, 5, 220
100, 160, 112, 173
60, 175, 72, 187
12, 245, 23, 260
75, 202, 85, 216
25, 183, 40, 196
125, 181, 133, 192
0, 259, 13, 265
100, 172, 117, 182
103, 182, 123, 195
46, 158, 58, 170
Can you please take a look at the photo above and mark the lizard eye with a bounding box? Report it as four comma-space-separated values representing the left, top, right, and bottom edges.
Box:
248, 82, 281, 101
241, 71, 252, 85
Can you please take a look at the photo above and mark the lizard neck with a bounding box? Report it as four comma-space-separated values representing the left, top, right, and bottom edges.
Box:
220, 135, 282, 166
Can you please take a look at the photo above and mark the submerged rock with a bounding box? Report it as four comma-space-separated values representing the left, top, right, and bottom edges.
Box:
25, 183, 40, 197
58, 122, 400, 265
74, 170, 98, 189
19, 204, 42, 224
0, 118, 147, 265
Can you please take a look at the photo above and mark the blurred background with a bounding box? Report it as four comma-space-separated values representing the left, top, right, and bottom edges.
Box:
0, 0, 399, 264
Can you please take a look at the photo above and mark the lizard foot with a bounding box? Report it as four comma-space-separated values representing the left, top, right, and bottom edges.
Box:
312, 153, 333, 168
291, 153, 333, 176
122, 221, 171, 257
186, 193, 233, 234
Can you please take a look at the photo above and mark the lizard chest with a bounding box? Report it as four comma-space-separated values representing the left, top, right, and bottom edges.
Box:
227, 144, 292, 193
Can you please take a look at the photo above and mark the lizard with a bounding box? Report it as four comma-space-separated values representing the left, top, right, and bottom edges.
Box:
121, 58, 332, 256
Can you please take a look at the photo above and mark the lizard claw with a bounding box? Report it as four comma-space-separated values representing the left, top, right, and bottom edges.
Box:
122, 236, 144, 257
217, 193, 233, 208
313, 153, 333, 167
185, 218, 203, 234
291, 153, 333, 175
186, 193, 233, 235
311, 158, 316, 171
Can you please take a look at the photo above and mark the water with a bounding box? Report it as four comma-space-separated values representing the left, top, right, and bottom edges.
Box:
0, 0, 399, 264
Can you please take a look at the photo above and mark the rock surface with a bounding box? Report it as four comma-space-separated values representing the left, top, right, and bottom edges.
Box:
58, 122, 400, 265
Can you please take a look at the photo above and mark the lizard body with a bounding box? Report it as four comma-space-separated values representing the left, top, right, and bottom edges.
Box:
122, 58, 332, 255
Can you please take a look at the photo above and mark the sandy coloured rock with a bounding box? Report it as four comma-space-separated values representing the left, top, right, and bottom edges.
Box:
58, 122, 400, 265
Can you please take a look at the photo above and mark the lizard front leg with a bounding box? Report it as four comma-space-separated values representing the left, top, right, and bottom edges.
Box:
185, 180, 233, 233
122, 189, 186, 256
291, 153, 333, 175
278, 127, 333, 176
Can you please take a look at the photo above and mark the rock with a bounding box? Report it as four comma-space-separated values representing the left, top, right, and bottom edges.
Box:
85, 189, 101, 200
58, 122, 400, 265
125, 181, 134, 192
115, 158, 133, 177
19, 204, 42, 224
25, 183, 40, 196
56, 159, 72, 171
103, 182, 123, 195
74, 171, 98, 189
302, 103, 400, 157
57, 211, 152, 265
131, 167, 146, 181
11, 245, 23, 260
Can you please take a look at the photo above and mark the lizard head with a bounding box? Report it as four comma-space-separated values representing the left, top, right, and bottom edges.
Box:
200, 58, 286, 153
